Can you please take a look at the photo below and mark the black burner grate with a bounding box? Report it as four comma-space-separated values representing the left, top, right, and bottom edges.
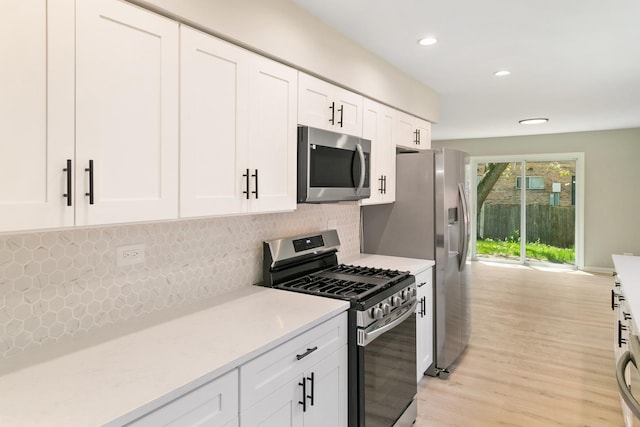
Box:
275, 264, 409, 301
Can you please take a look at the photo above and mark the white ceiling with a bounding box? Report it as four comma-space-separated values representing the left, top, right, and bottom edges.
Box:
291, 0, 640, 140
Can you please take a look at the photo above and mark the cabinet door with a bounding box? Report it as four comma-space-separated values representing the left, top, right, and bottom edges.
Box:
298, 73, 362, 137
394, 111, 418, 150
415, 119, 432, 149
240, 379, 303, 427
75, 0, 179, 225
180, 25, 249, 217
361, 99, 395, 206
415, 268, 434, 382
0, 0, 74, 232
298, 73, 333, 131
247, 55, 297, 213
332, 87, 363, 137
303, 347, 348, 427
126, 370, 238, 427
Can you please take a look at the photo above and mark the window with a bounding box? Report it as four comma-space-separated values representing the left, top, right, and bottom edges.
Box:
515, 176, 544, 190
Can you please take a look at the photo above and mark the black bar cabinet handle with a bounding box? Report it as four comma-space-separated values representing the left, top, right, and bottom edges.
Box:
329, 102, 335, 125
619, 320, 628, 348
251, 169, 259, 199
63, 159, 72, 206
417, 129, 421, 145
612, 289, 619, 311
414, 129, 419, 145
383, 175, 387, 194
307, 372, 315, 407
298, 377, 307, 412
85, 160, 94, 205
242, 168, 250, 200
378, 176, 384, 194
296, 346, 318, 360
338, 104, 344, 127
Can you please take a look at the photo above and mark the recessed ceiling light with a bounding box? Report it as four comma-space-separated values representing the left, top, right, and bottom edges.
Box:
519, 118, 549, 125
417, 37, 438, 46
494, 70, 511, 77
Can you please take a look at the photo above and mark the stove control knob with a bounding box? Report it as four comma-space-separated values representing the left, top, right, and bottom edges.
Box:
392, 296, 402, 307
371, 306, 384, 320
409, 288, 417, 298
381, 303, 392, 315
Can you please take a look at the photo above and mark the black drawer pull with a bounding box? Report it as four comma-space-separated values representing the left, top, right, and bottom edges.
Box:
85, 160, 94, 205
63, 159, 72, 206
298, 377, 307, 412
329, 102, 335, 125
296, 346, 318, 360
242, 168, 250, 199
251, 169, 258, 199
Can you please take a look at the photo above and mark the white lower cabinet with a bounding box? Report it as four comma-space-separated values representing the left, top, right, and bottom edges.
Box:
119, 313, 348, 427
240, 348, 347, 427
240, 312, 348, 427
415, 268, 434, 382
125, 369, 238, 427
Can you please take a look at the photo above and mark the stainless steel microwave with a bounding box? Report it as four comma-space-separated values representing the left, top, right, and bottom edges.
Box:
297, 126, 371, 203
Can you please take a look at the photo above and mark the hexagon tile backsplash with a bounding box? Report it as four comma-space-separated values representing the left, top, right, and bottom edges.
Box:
0, 203, 361, 360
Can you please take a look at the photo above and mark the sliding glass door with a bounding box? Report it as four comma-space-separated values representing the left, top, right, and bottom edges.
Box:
471, 154, 584, 269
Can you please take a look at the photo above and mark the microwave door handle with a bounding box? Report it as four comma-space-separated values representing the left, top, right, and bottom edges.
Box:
355, 143, 365, 195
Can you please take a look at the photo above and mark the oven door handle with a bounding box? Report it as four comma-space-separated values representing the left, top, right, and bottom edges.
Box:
360, 301, 417, 346
354, 143, 366, 196
616, 350, 640, 419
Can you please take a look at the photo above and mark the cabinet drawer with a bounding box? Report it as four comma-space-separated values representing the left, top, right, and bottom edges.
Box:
125, 369, 238, 427
240, 312, 348, 409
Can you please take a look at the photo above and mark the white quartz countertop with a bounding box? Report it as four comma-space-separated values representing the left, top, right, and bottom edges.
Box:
0, 287, 348, 427
613, 254, 640, 323
342, 253, 434, 276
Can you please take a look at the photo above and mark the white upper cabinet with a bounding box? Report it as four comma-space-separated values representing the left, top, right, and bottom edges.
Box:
180, 26, 249, 217
395, 111, 431, 150
298, 73, 363, 137
75, 0, 179, 225
246, 55, 298, 214
360, 99, 396, 206
180, 26, 297, 218
0, 0, 75, 232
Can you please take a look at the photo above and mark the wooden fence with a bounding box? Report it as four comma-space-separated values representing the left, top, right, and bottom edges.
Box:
478, 204, 575, 248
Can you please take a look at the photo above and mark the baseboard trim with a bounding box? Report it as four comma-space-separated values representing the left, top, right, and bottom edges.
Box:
583, 266, 615, 274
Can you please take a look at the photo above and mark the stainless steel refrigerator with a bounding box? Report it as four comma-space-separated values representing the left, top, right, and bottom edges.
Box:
361, 148, 471, 379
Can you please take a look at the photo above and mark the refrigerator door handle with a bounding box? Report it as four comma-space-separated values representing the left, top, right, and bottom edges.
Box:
458, 183, 470, 272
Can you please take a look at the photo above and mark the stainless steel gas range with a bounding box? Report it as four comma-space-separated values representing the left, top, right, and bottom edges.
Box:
260, 229, 418, 427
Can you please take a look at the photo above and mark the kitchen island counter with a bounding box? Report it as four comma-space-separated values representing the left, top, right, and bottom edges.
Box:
613, 254, 640, 323
0, 286, 348, 427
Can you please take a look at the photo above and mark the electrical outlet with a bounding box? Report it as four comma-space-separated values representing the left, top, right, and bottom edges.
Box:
117, 244, 145, 267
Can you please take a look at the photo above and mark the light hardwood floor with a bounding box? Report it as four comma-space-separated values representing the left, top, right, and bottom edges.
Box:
416, 261, 624, 427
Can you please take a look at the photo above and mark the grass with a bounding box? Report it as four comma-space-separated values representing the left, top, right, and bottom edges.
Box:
476, 238, 575, 264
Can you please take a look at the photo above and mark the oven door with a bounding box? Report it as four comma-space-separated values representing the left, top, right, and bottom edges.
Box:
357, 305, 417, 427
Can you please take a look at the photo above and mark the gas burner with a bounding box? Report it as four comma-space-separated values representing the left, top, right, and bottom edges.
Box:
327, 264, 405, 280
278, 275, 380, 301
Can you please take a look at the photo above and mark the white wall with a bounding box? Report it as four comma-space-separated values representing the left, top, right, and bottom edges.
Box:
128, 0, 440, 123
433, 128, 640, 270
